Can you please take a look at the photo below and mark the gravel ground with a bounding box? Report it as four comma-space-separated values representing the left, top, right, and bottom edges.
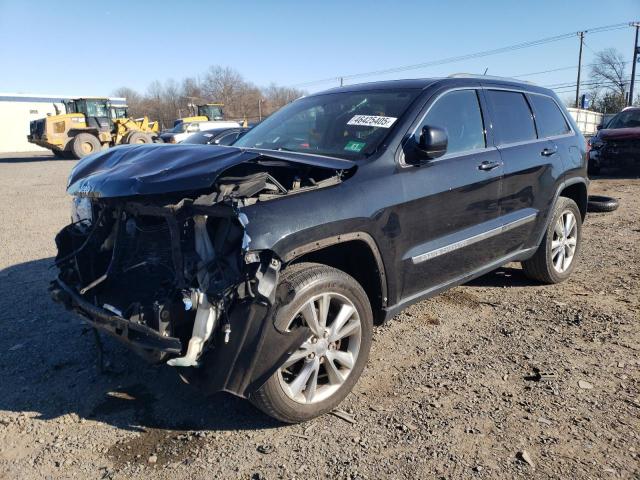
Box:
0, 152, 638, 479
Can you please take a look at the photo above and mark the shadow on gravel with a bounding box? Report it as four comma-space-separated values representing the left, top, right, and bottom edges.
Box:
0, 258, 279, 433
465, 266, 538, 288
0, 153, 61, 164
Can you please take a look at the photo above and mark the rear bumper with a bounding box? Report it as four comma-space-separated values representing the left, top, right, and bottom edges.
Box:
50, 277, 182, 356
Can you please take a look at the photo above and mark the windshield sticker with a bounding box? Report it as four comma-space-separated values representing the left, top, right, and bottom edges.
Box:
344, 140, 366, 152
347, 115, 397, 128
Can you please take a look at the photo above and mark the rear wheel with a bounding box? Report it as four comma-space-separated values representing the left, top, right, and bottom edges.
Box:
71, 133, 101, 159
250, 263, 373, 423
521, 197, 582, 284
124, 132, 152, 144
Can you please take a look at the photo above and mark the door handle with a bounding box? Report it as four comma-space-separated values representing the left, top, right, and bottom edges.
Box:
478, 160, 500, 171
541, 147, 557, 157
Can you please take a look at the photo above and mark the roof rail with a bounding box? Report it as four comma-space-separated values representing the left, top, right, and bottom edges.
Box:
447, 73, 535, 85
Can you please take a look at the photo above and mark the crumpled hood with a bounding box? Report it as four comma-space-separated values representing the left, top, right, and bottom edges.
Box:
598, 127, 640, 142
67, 144, 355, 198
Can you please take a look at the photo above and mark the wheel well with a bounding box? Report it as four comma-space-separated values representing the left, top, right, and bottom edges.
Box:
288, 240, 386, 324
559, 182, 588, 220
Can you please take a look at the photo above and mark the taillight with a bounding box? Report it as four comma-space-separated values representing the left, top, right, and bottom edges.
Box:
169, 137, 176, 144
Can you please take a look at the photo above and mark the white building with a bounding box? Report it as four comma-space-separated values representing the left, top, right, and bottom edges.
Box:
0, 93, 126, 153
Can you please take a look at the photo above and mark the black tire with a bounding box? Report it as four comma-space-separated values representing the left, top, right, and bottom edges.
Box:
587, 195, 619, 213
71, 133, 101, 159
249, 262, 373, 423
124, 132, 152, 144
521, 197, 582, 284
51, 149, 65, 159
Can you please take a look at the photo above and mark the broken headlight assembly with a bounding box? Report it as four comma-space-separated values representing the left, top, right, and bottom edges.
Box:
70, 196, 93, 228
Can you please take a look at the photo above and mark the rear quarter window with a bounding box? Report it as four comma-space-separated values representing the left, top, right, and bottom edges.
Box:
486, 90, 537, 144
529, 94, 571, 138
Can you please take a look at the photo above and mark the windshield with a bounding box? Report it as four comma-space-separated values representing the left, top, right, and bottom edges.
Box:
82, 100, 109, 117
199, 105, 224, 120
183, 129, 228, 144
607, 109, 640, 129
169, 123, 188, 133
111, 107, 128, 119
234, 89, 420, 159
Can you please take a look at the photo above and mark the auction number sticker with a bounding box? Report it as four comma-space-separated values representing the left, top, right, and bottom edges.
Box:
347, 115, 397, 128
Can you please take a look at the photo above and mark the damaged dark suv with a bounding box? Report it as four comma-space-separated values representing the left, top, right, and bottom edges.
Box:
51, 76, 588, 423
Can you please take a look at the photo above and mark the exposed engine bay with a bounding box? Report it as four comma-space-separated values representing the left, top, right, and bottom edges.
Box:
51, 150, 352, 396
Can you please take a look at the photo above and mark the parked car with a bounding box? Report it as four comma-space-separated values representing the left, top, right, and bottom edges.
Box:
182, 127, 250, 146
51, 76, 588, 423
588, 107, 640, 174
160, 120, 241, 144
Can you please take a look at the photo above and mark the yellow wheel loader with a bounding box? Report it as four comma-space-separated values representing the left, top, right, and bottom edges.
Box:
173, 103, 224, 127
27, 98, 160, 159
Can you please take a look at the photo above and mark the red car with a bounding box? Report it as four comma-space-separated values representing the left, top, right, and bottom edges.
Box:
588, 107, 640, 174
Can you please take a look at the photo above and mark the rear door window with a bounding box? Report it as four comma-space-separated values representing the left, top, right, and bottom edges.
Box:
418, 89, 486, 155
486, 90, 537, 144
529, 94, 570, 137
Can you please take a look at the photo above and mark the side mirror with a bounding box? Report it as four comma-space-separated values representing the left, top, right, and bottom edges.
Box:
406, 126, 448, 164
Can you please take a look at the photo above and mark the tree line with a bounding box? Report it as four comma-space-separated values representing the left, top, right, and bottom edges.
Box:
113, 66, 306, 129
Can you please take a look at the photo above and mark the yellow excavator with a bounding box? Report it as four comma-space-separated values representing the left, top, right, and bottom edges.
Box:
173, 103, 225, 127
28, 98, 160, 159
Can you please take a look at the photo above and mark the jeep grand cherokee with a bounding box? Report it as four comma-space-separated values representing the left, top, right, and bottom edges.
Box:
50, 76, 588, 423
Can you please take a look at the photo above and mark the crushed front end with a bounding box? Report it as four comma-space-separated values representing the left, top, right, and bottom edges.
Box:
50, 144, 351, 397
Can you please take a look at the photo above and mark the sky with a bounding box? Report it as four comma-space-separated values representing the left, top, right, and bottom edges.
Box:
0, 0, 638, 102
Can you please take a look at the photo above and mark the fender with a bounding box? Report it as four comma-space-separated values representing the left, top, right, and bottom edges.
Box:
280, 231, 388, 307
533, 176, 588, 247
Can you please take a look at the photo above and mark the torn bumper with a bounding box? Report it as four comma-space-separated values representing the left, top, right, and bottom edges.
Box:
50, 277, 182, 356
180, 301, 310, 397
51, 276, 309, 398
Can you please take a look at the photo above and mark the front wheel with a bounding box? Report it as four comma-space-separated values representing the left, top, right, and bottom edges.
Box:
250, 263, 373, 423
521, 197, 582, 284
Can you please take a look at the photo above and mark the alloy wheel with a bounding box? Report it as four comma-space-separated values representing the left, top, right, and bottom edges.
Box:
551, 210, 578, 273
277, 292, 362, 404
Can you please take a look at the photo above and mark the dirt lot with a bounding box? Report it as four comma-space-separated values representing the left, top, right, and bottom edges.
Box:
0, 152, 638, 479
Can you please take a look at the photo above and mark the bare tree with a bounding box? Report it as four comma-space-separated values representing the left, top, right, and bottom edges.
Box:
588, 48, 628, 112
112, 86, 144, 117
113, 65, 307, 128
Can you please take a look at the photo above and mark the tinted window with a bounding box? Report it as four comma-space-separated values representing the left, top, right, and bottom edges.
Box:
216, 132, 240, 146
419, 90, 485, 155
486, 90, 536, 144
530, 95, 570, 137
182, 132, 211, 144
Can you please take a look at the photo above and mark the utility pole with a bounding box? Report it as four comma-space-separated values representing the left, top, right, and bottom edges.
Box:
258, 98, 263, 121
575, 31, 585, 108
629, 22, 639, 106
339, 77, 344, 87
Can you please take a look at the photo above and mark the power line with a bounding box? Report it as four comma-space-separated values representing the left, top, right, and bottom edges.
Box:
290, 22, 634, 88
552, 79, 640, 95
511, 60, 630, 79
